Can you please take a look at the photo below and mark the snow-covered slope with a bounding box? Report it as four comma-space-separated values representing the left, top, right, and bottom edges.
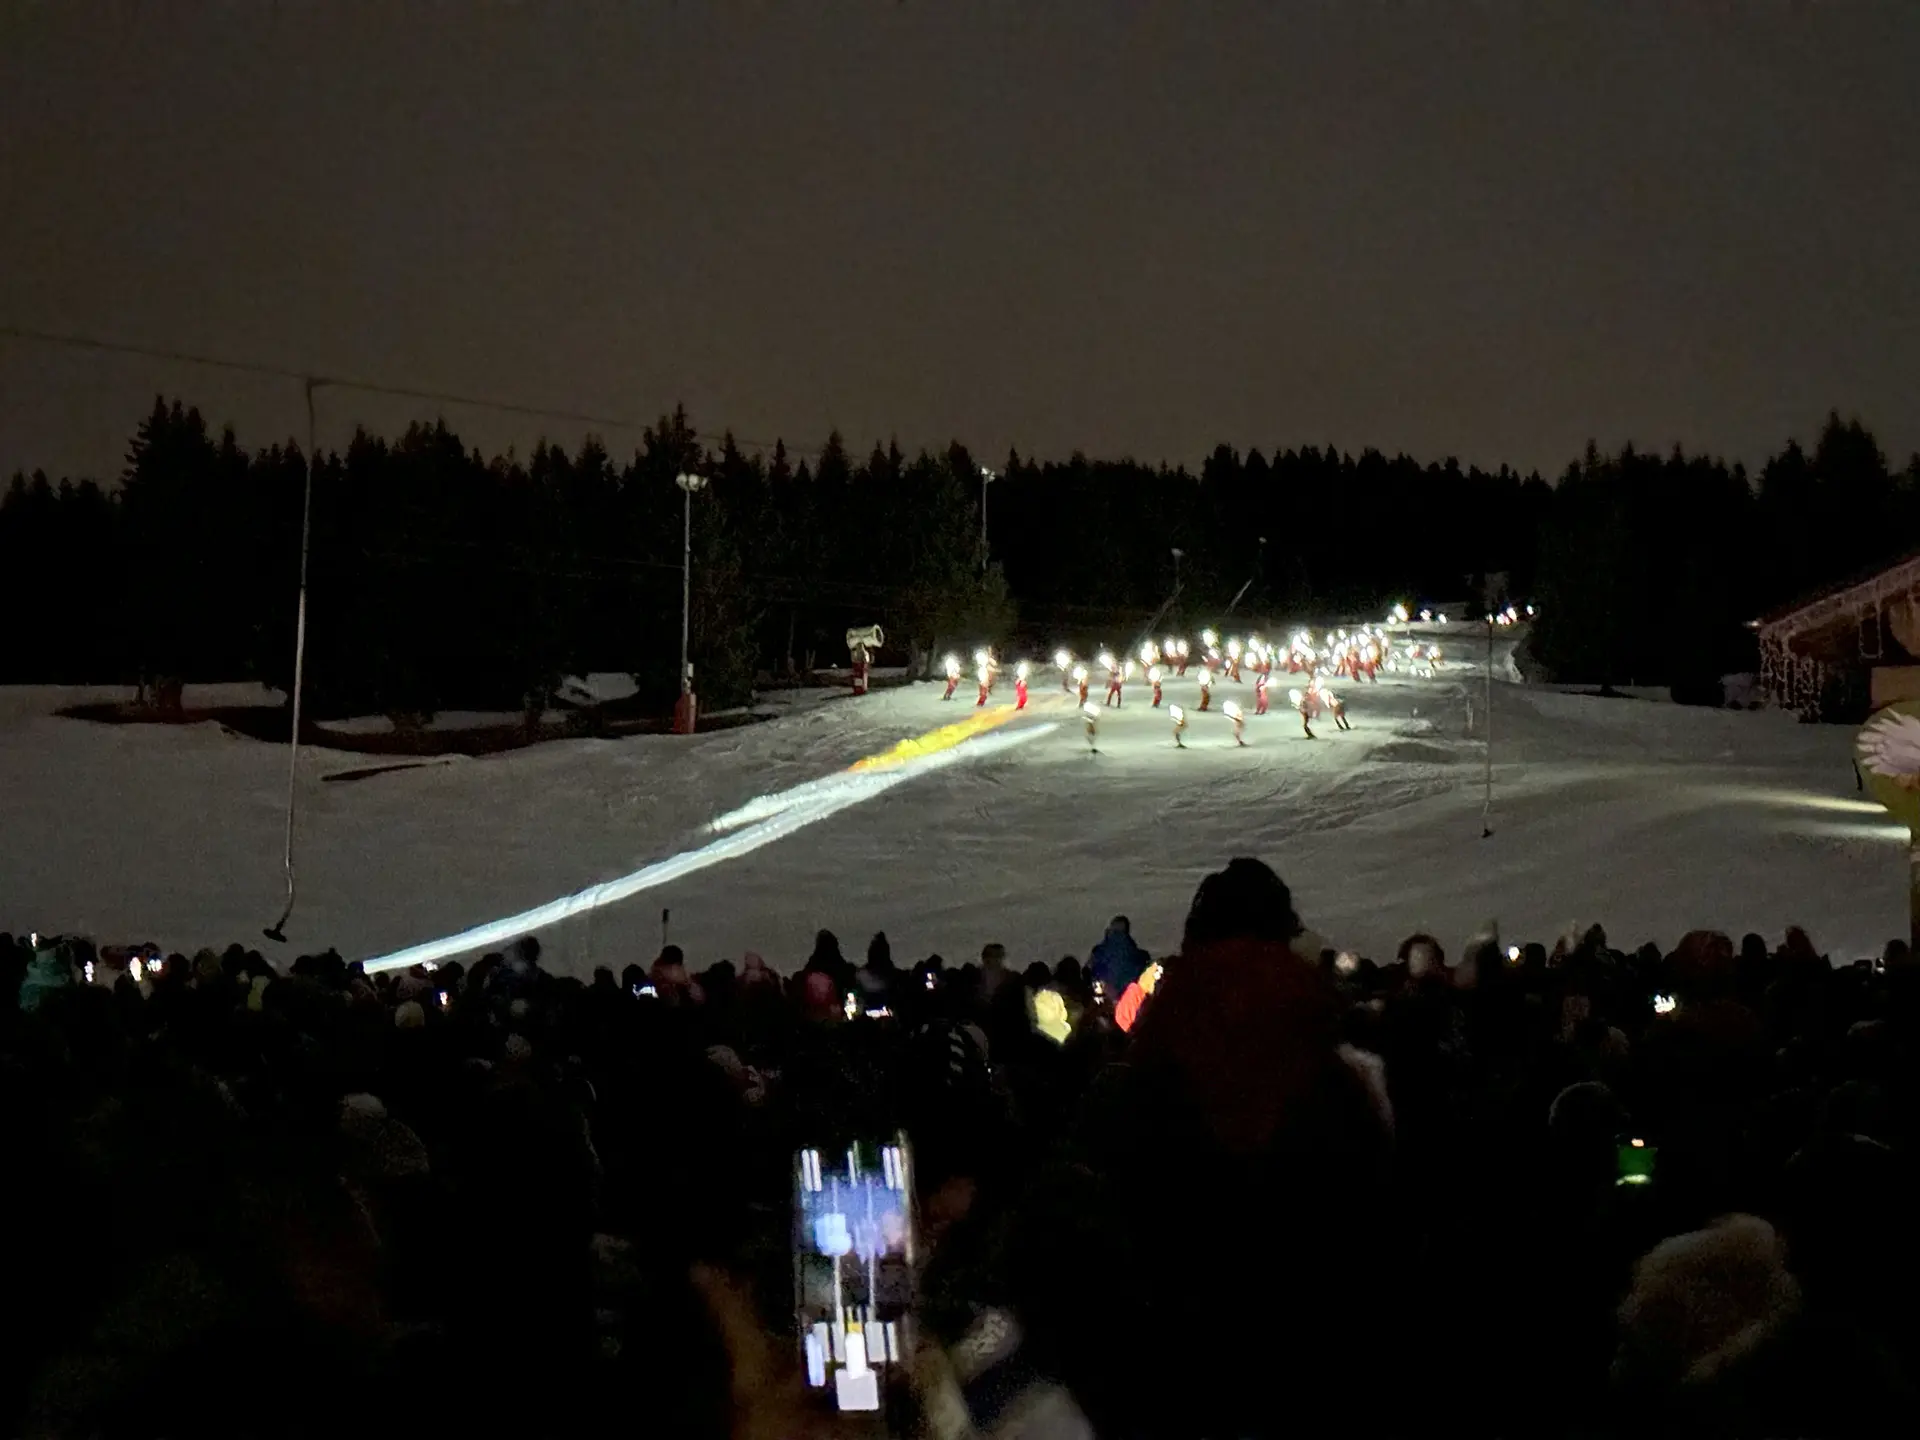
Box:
0, 660, 1899, 973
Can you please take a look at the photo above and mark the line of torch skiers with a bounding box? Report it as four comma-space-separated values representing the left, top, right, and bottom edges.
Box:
938, 625, 1432, 744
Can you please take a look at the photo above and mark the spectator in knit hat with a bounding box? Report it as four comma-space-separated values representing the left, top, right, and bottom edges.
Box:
1010, 858, 1398, 1440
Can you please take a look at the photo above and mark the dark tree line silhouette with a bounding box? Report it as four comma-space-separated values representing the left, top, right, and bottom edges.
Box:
1, 398, 1915, 717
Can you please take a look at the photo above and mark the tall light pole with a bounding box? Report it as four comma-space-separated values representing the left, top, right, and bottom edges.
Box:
979, 465, 997, 571
265, 377, 321, 942
1482, 606, 1495, 838
675, 471, 708, 734
1171, 547, 1184, 597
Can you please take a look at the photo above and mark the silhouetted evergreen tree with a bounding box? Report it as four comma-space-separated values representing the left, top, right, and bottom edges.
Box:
4, 397, 1914, 718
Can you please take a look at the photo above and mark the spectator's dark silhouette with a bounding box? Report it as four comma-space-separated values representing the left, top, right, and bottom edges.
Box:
1009, 858, 1400, 1439
1088, 914, 1150, 995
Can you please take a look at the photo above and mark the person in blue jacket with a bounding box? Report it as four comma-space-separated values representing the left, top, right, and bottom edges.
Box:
1088, 915, 1149, 997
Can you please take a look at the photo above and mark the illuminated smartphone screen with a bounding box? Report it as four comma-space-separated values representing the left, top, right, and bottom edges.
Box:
1616, 1138, 1657, 1186
794, 1136, 916, 1415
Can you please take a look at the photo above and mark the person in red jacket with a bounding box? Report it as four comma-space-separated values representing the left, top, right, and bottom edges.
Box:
1254, 671, 1270, 715
1149, 664, 1164, 708
1114, 959, 1164, 1033
1014, 660, 1030, 710
941, 652, 962, 701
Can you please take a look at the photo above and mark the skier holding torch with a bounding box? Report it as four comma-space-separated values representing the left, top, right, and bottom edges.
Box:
1015, 660, 1030, 710
1149, 664, 1164, 708
942, 652, 963, 701
1073, 664, 1091, 707
1324, 682, 1351, 732
1170, 704, 1187, 748
1224, 699, 1246, 746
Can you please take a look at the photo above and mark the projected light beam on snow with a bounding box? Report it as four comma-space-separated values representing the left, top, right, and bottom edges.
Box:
361, 719, 1055, 973
708, 706, 1021, 834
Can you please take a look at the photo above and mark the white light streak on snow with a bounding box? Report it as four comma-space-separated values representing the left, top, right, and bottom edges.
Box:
1720, 787, 1890, 817
1789, 820, 1909, 844
361, 722, 1056, 972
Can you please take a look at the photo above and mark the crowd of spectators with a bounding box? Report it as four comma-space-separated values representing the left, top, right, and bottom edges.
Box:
6, 859, 1920, 1438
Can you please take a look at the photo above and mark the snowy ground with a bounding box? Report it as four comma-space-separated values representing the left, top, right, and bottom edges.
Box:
1, 645, 1903, 973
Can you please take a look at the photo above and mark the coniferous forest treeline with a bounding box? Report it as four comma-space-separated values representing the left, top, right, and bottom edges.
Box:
1, 397, 1915, 717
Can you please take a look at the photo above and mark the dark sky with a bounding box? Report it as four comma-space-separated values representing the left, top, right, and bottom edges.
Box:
3, 1, 1916, 482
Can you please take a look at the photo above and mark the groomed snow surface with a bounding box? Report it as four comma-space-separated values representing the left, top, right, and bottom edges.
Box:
1, 647, 1903, 973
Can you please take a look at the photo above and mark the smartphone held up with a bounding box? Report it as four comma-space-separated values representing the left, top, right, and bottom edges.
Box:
1616, 1135, 1657, 1187
794, 1134, 917, 1422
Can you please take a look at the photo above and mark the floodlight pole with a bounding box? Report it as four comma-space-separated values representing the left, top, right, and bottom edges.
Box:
675, 472, 708, 733
979, 466, 996, 572
1482, 609, 1494, 838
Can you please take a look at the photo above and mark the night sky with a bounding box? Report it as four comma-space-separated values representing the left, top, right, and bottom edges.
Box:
3, 2, 1915, 482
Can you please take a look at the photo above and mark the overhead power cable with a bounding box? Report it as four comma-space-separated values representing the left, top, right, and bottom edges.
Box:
0, 321, 817, 458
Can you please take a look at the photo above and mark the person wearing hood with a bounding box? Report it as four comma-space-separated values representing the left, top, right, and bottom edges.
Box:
857, 930, 899, 1008
1087, 915, 1149, 998
17, 937, 74, 1012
